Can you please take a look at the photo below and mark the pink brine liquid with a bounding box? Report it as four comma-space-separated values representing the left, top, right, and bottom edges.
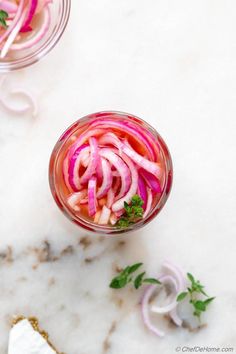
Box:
49, 112, 172, 233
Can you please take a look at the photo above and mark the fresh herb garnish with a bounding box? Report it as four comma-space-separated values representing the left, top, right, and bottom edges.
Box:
177, 273, 215, 320
110, 262, 161, 289
116, 195, 144, 228
0, 10, 8, 29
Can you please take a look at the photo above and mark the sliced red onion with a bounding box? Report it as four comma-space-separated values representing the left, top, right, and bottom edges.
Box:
121, 142, 162, 179
96, 157, 112, 199
88, 176, 97, 216
80, 137, 99, 185
1, 6, 27, 58
112, 152, 138, 212
94, 210, 101, 223
113, 177, 121, 195
67, 145, 90, 191
98, 205, 111, 225
143, 188, 153, 219
106, 188, 115, 209
0, 87, 38, 116
109, 213, 117, 225
115, 209, 125, 218
67, 190, 87, 211
169, 307, 182, 327
140, 169, 162, 193
0, 0, 18, 13
99, 148, 131, 202
141, 285, 165, 337
162, 261, 187, 327
80, 149, 90, 167
162, 260, 187, 292
151, 275, 178, 314
68, 128, 104, 160
90, 119, 157, 160
20, 0, 38, 33
138, 174, 147, 210
98, 132, 122, 154
10, 5, 51, 51
0, 0, 24, 46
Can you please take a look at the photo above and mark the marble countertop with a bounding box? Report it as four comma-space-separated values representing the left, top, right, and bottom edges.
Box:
1, 0, 236, 353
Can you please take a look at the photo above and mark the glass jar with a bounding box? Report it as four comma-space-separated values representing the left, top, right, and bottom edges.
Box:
0, 0, 71, 72
49, 111, 173, 235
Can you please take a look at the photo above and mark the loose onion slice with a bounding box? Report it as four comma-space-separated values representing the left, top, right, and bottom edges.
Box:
88, 176, 97, 216
151, 275, 178, 314
141, 285, 165, 337
0, 85, 38, 116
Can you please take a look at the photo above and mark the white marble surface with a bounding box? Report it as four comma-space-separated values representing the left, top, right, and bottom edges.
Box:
1, 0, 236, 353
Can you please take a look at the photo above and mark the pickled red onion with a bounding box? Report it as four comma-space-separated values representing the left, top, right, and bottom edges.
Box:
99, 148, 131, 201
80, 137, 99, 185
143, 188, 153, 219
10, 6, 51, 51
0, 0, 18, 13
97, 158, 112, 199
88, 176, 97, 216
20, 0, 38, 33
67, 145, 90, 191
112, 151, 138, 212
98, 205, 111, 225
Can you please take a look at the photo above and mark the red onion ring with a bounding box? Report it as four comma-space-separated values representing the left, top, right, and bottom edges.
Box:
80, 137, 99, 185
140, 169, 162, 193
0, 0, 18, 13
20, 0, 38, 33
67, 145, 90, 191
98, 205, 111, 225
88, 176, 97, 216
143, 188, 153, 219
99, 148, 131, 202
138, 174, 147, 210
10, 5, 51, 51
0, 0, 24, 46
96, 157, 112, 199
111, 151, 138, 212
1, 5, 27, 58
141, 285, 165, 337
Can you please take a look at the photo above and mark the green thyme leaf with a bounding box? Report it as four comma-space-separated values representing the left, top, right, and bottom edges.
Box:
0, 10, 8, 29
115, 195, 144, 228
134, 272, 146, 289
110, 262, 161, 291
177, 291, 188, 302
126, 263, 143, 274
